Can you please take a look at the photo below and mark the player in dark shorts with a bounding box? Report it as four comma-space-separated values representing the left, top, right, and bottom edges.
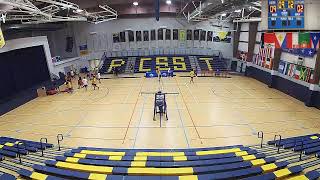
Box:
190, 69, 195, 83
91, 76, 100, 90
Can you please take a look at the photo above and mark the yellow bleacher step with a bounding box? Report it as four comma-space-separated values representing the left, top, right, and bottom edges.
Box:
261, 163, 278, 172
56, 161, 113, 174
135, 152, 185, 157
127, 167, 194, 176
78, 148, 244, 157
80, 150, 125, 156
287, 175, 309, 180
30, 172, 48, 180
196, 148, 241, 156
55, 161, 196, 176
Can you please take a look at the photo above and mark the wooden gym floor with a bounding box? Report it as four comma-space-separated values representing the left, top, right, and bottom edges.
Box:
0, 73, 320, 149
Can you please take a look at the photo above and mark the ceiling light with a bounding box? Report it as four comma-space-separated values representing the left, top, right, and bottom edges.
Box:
75, 9, 83, 13
133, 1, 138, 6
166, 0, 172, 5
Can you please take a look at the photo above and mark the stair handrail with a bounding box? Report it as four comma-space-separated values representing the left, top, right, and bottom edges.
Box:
40, 138, 48, 157
57, 134, 64, 151
274, 135, 282, 153
257, 131, 264, 148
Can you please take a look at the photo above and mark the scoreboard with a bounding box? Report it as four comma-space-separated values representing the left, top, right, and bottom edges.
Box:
268, 0, 305, 29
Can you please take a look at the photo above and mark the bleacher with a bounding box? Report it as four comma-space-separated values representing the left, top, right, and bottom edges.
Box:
100, 57, 129, 74
268, 134, 320, 155
15, 145, 318, 180
0, 134, 319, 179
100, 55, 228, 75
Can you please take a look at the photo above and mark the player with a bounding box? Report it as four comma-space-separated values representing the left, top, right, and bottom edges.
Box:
82, 77, 88, 91
156, 67, 161, 82
190, 69, 195, 84
92, 76, 100, 90
70, 69, 75, 79
168, 67, 172, 77
78, 77, 83, 89
129, 63, 134, 75
96, 72, 101, 83
65, 80, 73, 93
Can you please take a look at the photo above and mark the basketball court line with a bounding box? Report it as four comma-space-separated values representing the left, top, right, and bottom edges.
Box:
185, 83, 200, 104
160, 75, 190, 148
122, 86, 133, 104
64, 110, 88, 138
232, 111, 257, 135
91, 87, 110, 103
174, 95, 190, 148
174, 77, 203, 144
6, 117, 310, 130
122, 78, 145, 144
132, 95, 147, 148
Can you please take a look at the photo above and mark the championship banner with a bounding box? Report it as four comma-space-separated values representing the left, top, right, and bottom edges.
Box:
213, 31, 231, 43
179, 30, 186, 41
0, 26, 5, 48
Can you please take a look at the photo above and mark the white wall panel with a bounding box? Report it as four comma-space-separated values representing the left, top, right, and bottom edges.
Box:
238, 42, 249, 52
239, 32, 249, 42
241, 23, 250, 31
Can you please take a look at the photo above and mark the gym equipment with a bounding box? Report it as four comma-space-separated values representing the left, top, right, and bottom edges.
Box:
141, 91, 179, 127
154, 91, 167, 123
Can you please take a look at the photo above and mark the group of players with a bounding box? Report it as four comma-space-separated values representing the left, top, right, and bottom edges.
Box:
64, 69, 101, 93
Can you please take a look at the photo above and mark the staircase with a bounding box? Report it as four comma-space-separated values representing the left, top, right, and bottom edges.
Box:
124, 57, 136, 74
99, 54, 110, 74
188, 56, 201, 73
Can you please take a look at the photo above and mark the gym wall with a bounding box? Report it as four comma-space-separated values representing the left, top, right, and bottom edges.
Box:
48, 17, 234, 59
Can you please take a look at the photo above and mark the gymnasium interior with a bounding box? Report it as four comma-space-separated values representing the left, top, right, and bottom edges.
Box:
0, 0, 320, 179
